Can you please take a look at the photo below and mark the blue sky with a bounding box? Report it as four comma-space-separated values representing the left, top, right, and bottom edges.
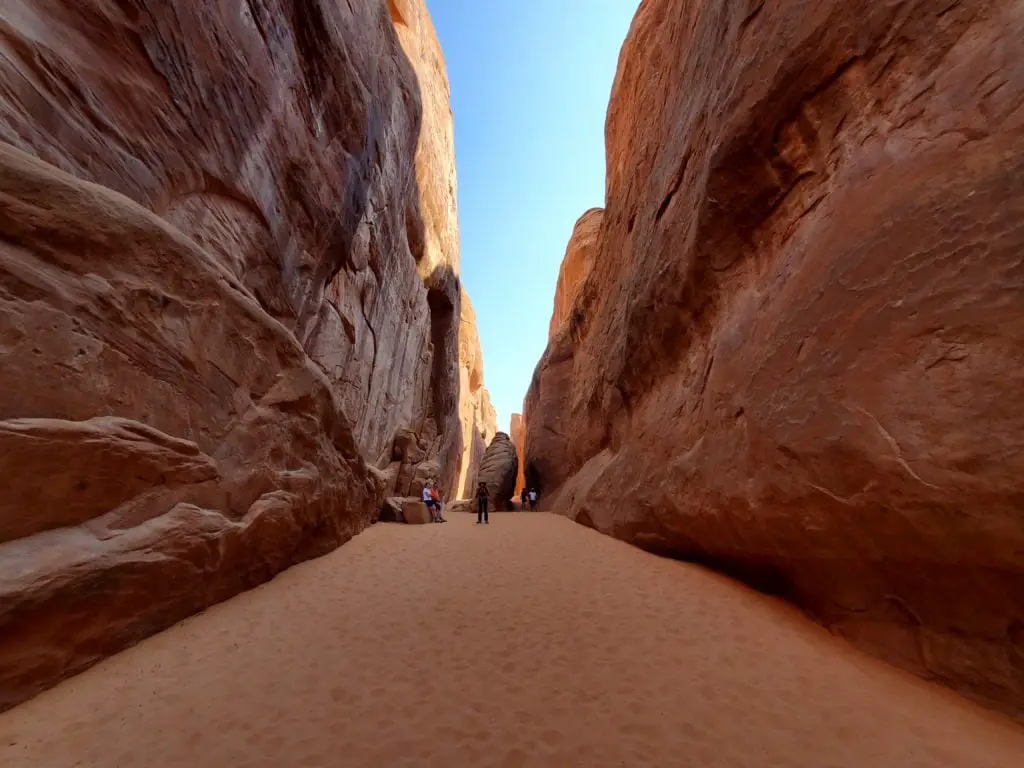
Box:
428, 1, 641, 432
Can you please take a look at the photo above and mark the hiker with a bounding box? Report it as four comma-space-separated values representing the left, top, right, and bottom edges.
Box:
422, 482, 444, 523
475, 481, 489, 524
520, 487, 528, 511
430, 484, 447, 523
528, 488, 538, 511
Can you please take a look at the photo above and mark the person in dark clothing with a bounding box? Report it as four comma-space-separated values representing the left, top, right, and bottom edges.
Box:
476, 482, 489, 524
520, 487, 528, 511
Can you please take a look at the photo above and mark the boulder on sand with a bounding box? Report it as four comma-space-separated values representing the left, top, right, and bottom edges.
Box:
380, 497, 433, 525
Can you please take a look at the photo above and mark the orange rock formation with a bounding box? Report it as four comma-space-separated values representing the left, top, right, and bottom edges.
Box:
510, 414, 526, 495
525, 0, 1024, 720
0, 0, 486, 710
457, 293, 498, 499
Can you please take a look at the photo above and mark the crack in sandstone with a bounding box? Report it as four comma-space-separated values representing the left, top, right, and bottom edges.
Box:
850, 405, 941, 490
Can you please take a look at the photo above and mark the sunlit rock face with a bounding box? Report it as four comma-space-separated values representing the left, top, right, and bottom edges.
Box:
548, 208, 603, 340
524, 0, 1024, 720
456, 292, 497, 499
0, 0, 471, 710
510, 414, 526, 496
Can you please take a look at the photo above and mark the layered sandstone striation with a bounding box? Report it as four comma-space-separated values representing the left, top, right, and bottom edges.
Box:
525, 0, 1024, 718
477, 433, 519, 512
456, 292, 498, 499
0, 0, 472, 708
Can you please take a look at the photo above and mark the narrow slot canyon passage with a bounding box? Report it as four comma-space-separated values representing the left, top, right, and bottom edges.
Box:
1, 0, 1022, 762
2, 511, 1021, 768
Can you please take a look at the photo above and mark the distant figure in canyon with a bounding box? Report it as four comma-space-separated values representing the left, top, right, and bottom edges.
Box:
520, 488, 529, 511
476, 482, 489, 525
528, 489, 538, 511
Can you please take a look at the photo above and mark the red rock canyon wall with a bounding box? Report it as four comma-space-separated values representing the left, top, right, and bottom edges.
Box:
524, 208, 605, 495
510, 413, 526, 495
457, 292, 498, 499
547, 208, 603, 339
0, 0, 484, 709
525, 0, 1024, 719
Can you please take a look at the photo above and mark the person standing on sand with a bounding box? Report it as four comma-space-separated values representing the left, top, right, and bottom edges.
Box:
520, 487, 528, 511
528, 488, 538, 511
476, 481, 489, 525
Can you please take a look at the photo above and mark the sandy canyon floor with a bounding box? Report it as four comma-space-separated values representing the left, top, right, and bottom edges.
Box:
1, 512, 1022, 767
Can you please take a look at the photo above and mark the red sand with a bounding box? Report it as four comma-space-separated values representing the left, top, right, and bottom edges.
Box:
1, 511, 1022, 767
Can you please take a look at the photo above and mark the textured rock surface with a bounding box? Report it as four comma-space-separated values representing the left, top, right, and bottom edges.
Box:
402, 500, 433, 526
0, 146, 380, 710
547, 208, 603, 339
389, 0, 459, 280
477, 433, 519, 511
0, 0, 468, 709
379, 497, 432, 525
523, 209, 606, 495
456, 292, 497, 498
388, 0, 464, 494
525, 0, 1024, 719
510, 413, 526, 495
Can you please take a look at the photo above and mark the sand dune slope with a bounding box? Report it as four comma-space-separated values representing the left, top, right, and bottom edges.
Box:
1, 512, 1022, 767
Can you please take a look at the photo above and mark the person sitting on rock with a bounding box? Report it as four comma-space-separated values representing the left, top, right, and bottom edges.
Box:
528, 488, 538, 512
430, 484, 447, 523
476, 481, 489, 525
422, 483, 443, 523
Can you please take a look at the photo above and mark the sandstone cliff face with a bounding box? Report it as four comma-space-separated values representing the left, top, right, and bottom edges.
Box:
0, 0, 465, 709
510, 414, 526, 495
525, 0, 1024, 718
388, 0, 464, 494
547, 208, 604, 338
523, 208, 605, 495
456, 292, 498, 499
477, 433, 519, 512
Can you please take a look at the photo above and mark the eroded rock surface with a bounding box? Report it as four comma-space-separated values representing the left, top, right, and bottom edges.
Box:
524, 0, 1024, 719
388, 0, 464, 494
0, 0, 468, 709
478, 433, 519, 512
456, 292, 497, 499
523, 209, 605, 495
510, 414, 526, 495
548, 208, 603, 339
380, 497, 432, 525
0, 146, 381, 710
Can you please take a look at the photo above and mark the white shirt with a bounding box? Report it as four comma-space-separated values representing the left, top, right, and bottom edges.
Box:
422, 487, 432, 502
529, 491, 537, 501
